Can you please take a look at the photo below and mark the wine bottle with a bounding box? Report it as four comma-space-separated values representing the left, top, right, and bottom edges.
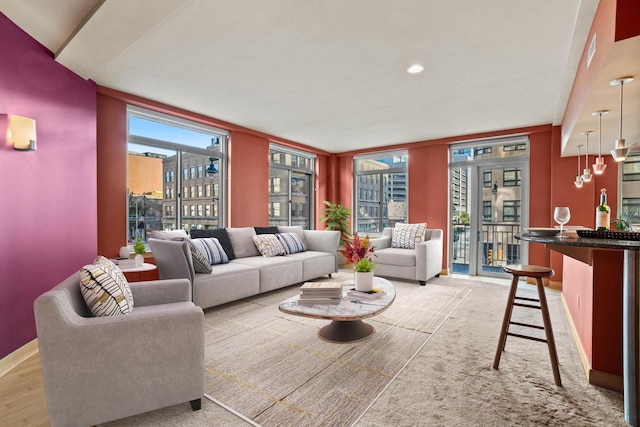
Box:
595, 188, 610, 231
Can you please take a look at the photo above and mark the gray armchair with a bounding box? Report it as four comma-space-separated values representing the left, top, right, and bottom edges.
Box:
34, 272, 204, 427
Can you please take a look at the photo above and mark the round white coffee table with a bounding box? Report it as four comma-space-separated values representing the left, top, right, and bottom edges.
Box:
279, 277, 395, 343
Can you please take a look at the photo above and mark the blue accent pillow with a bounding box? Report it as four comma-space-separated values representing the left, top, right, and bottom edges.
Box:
277, 232, 307, 254
190, 228, 236, 260
191, 238, 229, 265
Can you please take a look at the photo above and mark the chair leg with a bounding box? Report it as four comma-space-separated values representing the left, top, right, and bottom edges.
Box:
190, 398, 202, 411
419, 280, 426, 286
328, 273, 332, 278
493, 274, 519, 369
535, 277, 562, 386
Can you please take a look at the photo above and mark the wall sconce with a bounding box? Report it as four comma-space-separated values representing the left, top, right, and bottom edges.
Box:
610, 76, 634, 162
8, 115, 37, 151
581, 131, 592, 182
591, 110, 609, 174
574, 144, 583, 188
206, 157, 219, 177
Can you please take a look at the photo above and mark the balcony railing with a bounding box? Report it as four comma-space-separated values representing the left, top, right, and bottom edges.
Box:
452, 222, 521, 268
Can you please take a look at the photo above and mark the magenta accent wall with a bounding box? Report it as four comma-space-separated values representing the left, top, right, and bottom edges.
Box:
0, 14, 97, 358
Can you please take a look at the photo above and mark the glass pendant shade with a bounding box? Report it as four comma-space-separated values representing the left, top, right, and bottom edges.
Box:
575, 144, 584, 188
581, 131, 592, 182
592, 110, 608, 175
610, 77, 633, 162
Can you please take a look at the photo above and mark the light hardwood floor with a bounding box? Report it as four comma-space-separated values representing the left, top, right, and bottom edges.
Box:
0, 340, 49, 427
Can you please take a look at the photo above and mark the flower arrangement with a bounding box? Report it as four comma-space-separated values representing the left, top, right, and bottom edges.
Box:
340, 234, 376, 272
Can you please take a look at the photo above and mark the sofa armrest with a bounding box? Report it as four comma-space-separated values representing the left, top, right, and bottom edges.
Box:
130, 278, 191, 306
415, 229, 444, 282
303, 230, 340, 253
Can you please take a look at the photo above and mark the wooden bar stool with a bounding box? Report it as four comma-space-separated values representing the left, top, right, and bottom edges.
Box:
493, 264, 562, 386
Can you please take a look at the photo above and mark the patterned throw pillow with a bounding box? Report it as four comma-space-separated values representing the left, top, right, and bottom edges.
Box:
93, 255, 134, 308
191, 238, 229, 265
189, 228, 236, 260
79, 260, 134, 317
252, 234, 286, 257
392, 223, 427, 249
187, 240, 213, 273
277, 232, 307, 254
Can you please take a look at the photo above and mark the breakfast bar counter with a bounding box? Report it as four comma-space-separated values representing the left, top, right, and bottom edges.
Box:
518, 232, 640, 425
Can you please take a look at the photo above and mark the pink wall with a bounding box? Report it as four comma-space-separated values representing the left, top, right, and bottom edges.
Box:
0, 14, 97, 358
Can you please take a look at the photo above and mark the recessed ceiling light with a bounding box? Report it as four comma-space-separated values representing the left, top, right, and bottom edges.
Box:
407, 64, 424, 74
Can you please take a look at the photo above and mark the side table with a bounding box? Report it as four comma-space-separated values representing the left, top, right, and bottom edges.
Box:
118, 262, 157, 281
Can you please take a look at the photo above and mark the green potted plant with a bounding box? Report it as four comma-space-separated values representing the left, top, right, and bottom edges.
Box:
133, 237, 146, 266
319, 201, 352, 247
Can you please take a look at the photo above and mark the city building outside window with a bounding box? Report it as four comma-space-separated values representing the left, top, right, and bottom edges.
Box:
127, 106, 227, 243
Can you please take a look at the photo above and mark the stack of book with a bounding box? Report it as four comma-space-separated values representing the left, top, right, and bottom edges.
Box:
346, 288, 386, 300
298, 281, 343, 305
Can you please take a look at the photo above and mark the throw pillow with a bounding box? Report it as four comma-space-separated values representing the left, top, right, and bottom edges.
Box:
392, 222, 427, 249
187, 240, 213, 273
79, 262, 134, 316
189, 228, 236, 260
277, 232, 307, 254
277, 225, 308, 247
191, 238, 229, 265
254, 226, 279, 235
227, 227, 260, 258
252, 234, 286, 257
93, 255, 134, 308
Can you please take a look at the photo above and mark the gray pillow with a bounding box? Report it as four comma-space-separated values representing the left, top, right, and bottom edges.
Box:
227, 227, 260, 258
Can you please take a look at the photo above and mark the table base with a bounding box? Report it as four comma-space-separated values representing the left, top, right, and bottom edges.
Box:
318, 319, 375, 343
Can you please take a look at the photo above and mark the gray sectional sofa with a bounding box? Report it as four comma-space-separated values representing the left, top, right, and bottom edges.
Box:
149, 226, 340, 310
370, 226, 443, 285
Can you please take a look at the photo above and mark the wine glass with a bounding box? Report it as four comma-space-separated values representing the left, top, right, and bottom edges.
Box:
553, 207, 571, 235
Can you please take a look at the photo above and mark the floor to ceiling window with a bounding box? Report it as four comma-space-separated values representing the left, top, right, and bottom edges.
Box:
126, 106, 228, 244
354, 151, 408, 234
268, 144, 315, 229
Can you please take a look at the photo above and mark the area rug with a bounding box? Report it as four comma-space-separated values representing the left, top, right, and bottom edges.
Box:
202, 272, 470, 426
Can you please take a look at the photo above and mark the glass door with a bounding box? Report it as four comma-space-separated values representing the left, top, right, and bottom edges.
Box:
449, 137, 529, 278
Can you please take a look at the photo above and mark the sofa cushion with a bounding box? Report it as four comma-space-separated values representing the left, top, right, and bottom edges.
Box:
277, 232, 307, 254
227, 227, 260, 258
189, 228, 236, 260
187, 239, 213, 273
392, 223, 427, 249
254, 226, 279, 235
375, 247, 417, 267
79, 261, 134, 316
191, 238, 229, 265
252, 234, 286, 257
149, 229, 189, 240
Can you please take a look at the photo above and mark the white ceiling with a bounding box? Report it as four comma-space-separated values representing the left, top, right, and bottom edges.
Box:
2, 0, 617, 155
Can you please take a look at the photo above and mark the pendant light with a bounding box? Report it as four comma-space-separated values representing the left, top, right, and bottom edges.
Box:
574, 145, 584, 188
581, 131, 592, 182
592, 110, 609, 174
610, 76, 634, 162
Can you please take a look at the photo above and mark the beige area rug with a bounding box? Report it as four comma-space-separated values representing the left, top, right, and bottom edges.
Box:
103, 274, 625, 426
202, 271, 470, 427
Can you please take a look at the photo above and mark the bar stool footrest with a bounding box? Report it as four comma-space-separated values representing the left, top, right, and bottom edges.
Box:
507, 331, 548, 343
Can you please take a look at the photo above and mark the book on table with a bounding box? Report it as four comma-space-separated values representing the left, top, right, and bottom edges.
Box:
297, 296, 341, 305
299, 281, 344, 299
346, 288, 386, 300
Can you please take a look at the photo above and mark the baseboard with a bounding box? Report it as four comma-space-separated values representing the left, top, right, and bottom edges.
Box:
0, 338, 39, 379
560, 294, 623, 392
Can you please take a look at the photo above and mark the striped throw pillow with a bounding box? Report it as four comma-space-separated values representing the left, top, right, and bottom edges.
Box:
277, 232, 307, 254
392, 223, 427, 249
79, 262, 134, 316
191, 238, 229, 265
252, 234, 286, 257
93, 255, 134, 308
187, 239, 213, 273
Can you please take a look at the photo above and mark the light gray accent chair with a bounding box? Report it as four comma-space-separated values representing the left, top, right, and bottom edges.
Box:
34, 272, 204, 427
370, 227, 443, 285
